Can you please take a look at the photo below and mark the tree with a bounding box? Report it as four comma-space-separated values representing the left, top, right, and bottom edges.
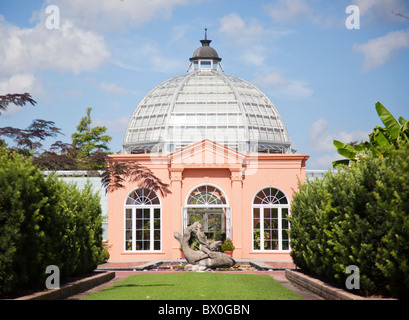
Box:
101, 160, 171, 197
72, 107, 111, 156
71, 107, 112, 170
0, 120, 62, 155
0, 93, 36, 114
333, 102, 409, 167
0, 93, 63, 155
1, 94, 171, 196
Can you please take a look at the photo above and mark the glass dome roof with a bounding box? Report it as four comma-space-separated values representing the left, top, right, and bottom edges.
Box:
122, 33, 291, 155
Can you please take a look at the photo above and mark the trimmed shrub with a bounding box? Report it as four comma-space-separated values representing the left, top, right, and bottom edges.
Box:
0, 149, 103, 297
290, 144, 409, 298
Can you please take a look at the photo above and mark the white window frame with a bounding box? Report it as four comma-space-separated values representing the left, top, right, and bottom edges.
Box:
124, 188, 162, 252
182, 184, 232, 239
252, 187, 290, 252
198, 59, 213, 71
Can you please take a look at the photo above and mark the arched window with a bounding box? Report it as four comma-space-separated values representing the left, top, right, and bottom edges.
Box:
125, 187, 161, 251
252, 187, 290, 251
184, 184, 231, 241
187, 185, 227, 206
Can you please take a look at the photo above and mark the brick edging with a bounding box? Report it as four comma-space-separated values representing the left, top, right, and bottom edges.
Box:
285, 269, 365, 300
15, 271, 115, 300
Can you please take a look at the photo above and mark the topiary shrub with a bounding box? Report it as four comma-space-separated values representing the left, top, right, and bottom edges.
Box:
0, 149, 103, 297
221, 238, 235, 252
290, 143, 409, 298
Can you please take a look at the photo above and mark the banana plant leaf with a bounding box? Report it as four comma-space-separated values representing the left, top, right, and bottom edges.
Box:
375, 102, 400, 140
373, 128, 391, 148
332, 159, 350, 167
336, 147, 358, 160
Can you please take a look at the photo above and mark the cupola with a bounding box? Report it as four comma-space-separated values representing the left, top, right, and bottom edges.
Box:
188, 28, 223, 72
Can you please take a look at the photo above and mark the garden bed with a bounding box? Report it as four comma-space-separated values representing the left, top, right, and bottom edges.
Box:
146, 261, 259, 272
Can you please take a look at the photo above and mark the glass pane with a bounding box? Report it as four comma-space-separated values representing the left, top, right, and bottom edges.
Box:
200, 60, 211, 69
154, 219, 160, 230
265, 239, 272, 250
271, 208, 278, 219
189, 213, 204, 225
253, 208, 260, 229
271, 230, 278, 240
143, 230, 150, 240
208, 214, 222, 232
271, 219, 278, 229
136, 219, 142, 229
263, 208, 271, 219
272, 240, 278, 250
264, 218, 271, 229
136, 241, 143, 250
253, 230, 261, 250
143, 241, 150, 250
143, 208, 150, 219
253, 208, 260, 219
136, 209, 143, 219
125, 231, 132, 251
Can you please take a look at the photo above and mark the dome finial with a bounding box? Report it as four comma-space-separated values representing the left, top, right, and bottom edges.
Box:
200, 28, 211, 47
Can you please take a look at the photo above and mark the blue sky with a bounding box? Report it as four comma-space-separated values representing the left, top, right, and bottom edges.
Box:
0, 0, 408, 169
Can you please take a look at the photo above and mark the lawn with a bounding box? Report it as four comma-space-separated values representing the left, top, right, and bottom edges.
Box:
82, 273, 304, 300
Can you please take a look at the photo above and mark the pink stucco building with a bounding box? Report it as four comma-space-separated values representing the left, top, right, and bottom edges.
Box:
106, 31, 309, 263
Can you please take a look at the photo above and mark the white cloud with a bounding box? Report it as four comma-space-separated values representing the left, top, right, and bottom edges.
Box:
0, 20, 110, 76
0, 74, 36, 95
111, 38, 184, 74
266, 0, 313, 23
252, 72, 313, 99
353, 0, 409, 21
219, 13, 273, 67
140, 42, 185, 73
308, 118, 336, 152
99, 82, 131, 95
0, 14, 110, 114
0, 73, 43, 115
307, 118, 370, 169
242, 45, 267, 67
353, 29, 409, 72
94, 116, 129, 133
309, 118, 368, 152
45, 0, 203, 31
308, 153, 340, 170
219, 13, 264, 40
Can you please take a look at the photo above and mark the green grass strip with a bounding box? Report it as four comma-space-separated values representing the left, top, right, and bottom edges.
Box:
82, 273, 304, 300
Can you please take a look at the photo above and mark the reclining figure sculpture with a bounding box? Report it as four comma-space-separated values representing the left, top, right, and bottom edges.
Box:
174, 222, 235, 270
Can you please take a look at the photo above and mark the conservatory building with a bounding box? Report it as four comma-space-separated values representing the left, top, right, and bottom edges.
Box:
107, 32, 309, 262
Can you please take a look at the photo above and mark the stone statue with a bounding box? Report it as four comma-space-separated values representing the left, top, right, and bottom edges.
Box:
174, 222, 235, 270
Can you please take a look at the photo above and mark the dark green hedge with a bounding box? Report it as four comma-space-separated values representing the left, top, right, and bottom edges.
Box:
0, 149, 103, 297
290, 144, 409, 299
